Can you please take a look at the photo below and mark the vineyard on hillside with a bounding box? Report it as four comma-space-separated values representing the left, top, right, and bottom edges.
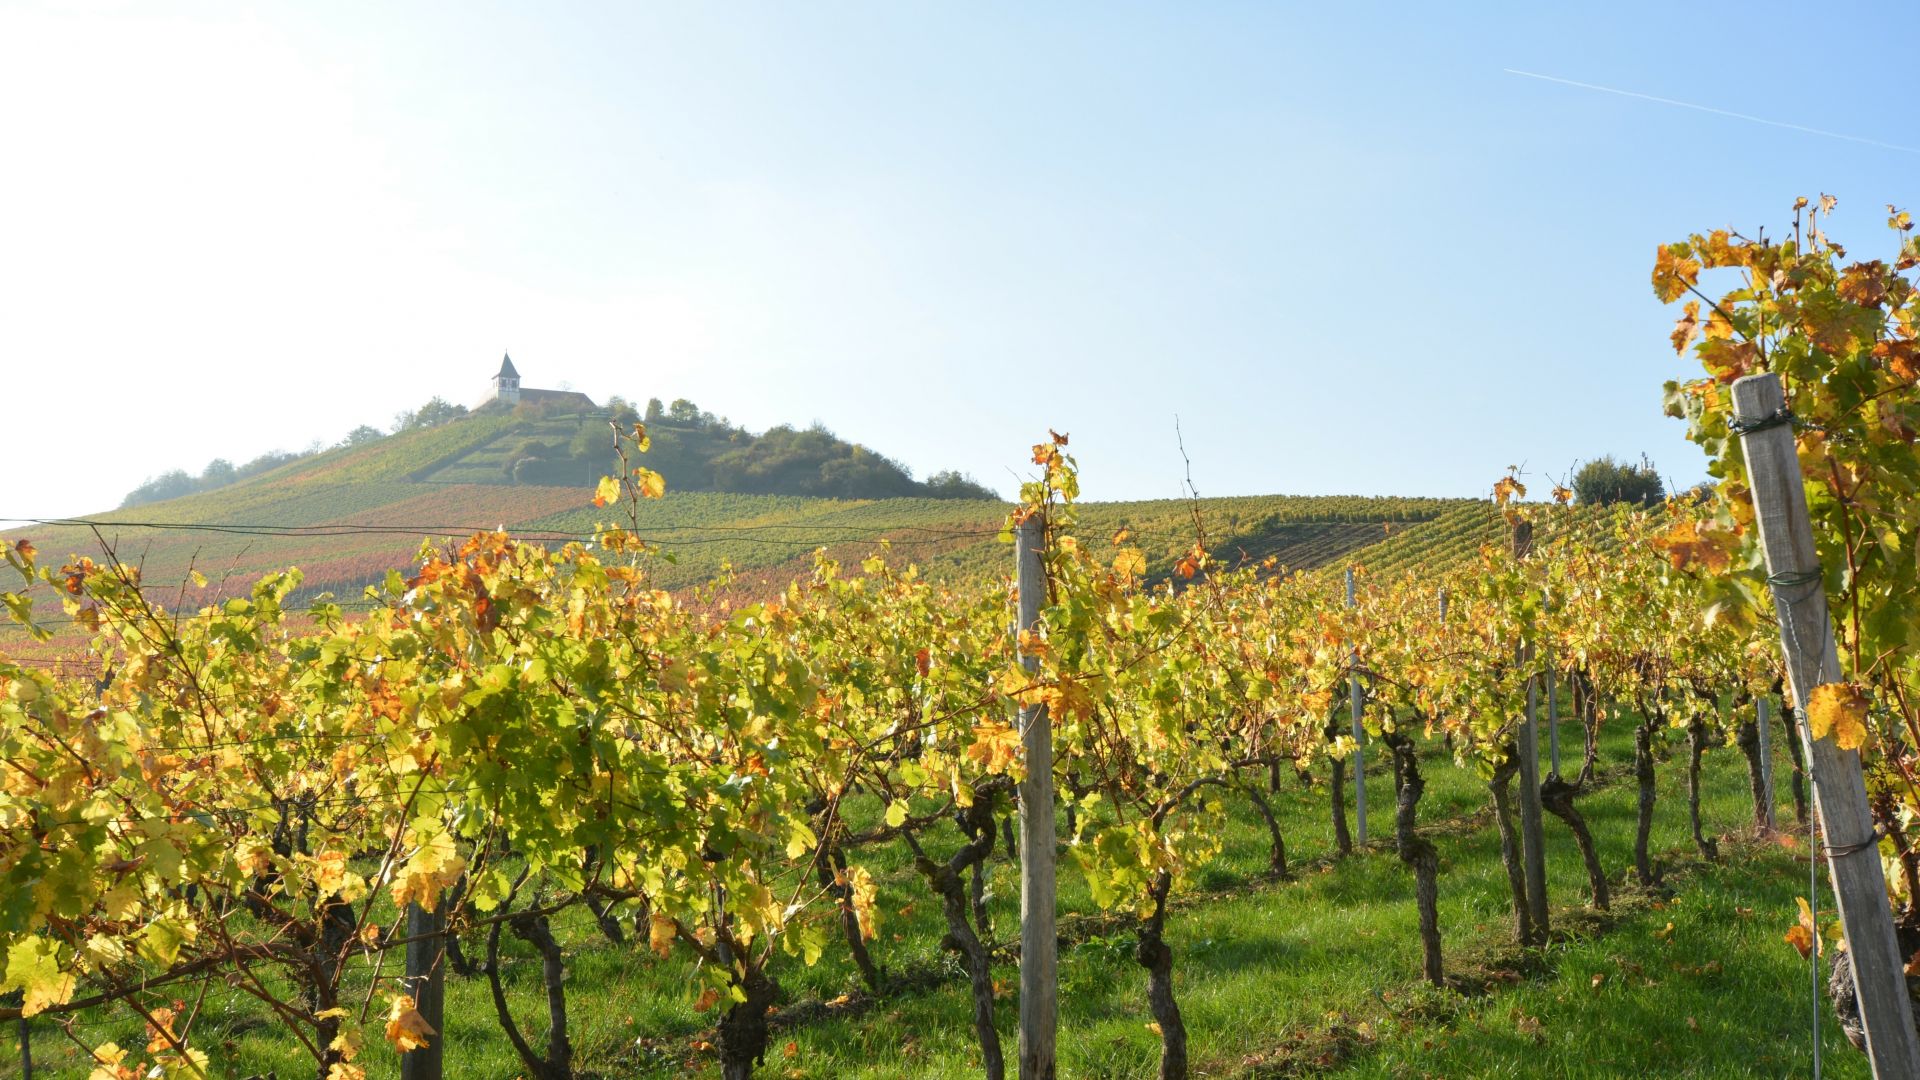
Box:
0, 411, 1868, 1080
4, 196, 1919, 1079
0, 471, 1482, 661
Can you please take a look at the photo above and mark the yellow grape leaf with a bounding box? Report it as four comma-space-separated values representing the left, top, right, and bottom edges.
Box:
1112, 549, 1146, 579
314, 849, 351, 899
390, 829, 466, 911
884, 800, 909, 828
327, 1062, 368, 1080
3, 938, 75, 1018
649, 912, 676, 958
634, 467, 666, 499
1807, 683, 1870, 751
1145, 1021, 1163, 1035
593, 475, 621, 507
633, 422, 652, 451
86, 1041, 130, 1080
846, 865, 879, 941
384, 994, 437, 1053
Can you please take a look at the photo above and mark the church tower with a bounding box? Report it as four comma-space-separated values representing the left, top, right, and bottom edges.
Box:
492, 353, 522, 405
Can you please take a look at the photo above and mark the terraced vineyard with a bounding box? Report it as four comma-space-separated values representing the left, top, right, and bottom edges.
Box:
0, 412, 1515, 659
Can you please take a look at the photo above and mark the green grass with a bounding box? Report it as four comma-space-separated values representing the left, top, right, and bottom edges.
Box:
6, 716, 1861, 1079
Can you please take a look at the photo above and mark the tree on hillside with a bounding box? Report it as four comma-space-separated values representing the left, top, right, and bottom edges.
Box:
392, 397, 469, 432
1572, 455, 1664, 506
342, 425, 385, 447
925, 470, 999, 500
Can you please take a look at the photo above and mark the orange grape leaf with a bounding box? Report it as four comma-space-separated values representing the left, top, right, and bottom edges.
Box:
965, 721, 1024, 774
384, 994, 437, 1053
1671, 300, 1701, 354
633, 467, 667, 499
1652, 244, 1702, 303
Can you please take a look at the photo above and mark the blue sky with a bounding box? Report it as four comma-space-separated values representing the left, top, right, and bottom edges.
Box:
3, 1, 1914, 518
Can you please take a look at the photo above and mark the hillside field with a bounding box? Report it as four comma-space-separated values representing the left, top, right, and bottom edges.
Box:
1, 410, 1489, 657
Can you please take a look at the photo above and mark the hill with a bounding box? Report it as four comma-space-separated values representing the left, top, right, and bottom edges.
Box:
119, 395, 996, 509
0, 404, 1492, 656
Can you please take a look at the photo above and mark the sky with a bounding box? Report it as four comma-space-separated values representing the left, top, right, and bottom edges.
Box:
2, 0, 1915, 519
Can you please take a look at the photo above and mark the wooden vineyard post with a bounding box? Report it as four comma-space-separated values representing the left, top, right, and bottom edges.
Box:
1546, 667, 1560, 778
17, 1015, 29, 1080
401, 900, 447, 1080
1733, 372, 1920, 1078
1347, 567, 1366, 846
1758, 696, 1777, 831
1015, 517, 1057, 1080
1516, 644, 1550, 944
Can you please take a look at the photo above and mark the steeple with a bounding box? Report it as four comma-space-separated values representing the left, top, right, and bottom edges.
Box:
491, 352, 522, 404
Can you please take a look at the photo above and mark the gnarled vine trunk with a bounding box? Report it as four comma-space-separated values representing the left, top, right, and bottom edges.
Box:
1386, 733, 1441, 984
905, 790, 1005, 1080
816, 844, 882, 992
1734, 704, 1770, 831
485, 901, 574, 1080
1136, 869, 1188, 1080
1779, 677, 1809, 826
1488, 755, 1533, 946
1686, 716, 1718, 860
1240, 779, 1288, 878
1576, 670, 1601, 785
1633, 714, 1660, 888
718, 967, 780, 1080
1330, 747, 1353, 857
1540, 774, 1608, 910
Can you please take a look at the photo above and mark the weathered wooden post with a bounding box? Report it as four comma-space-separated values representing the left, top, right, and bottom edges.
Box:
1757, 696, 1777, 831
17, 1015, 29, 1080
1015, 517, 1057, 1080
1546, 667, 1560, 778
401, 900, 446, 1080
1733, 372, 1920, 1078
1347, 567, 1366, 846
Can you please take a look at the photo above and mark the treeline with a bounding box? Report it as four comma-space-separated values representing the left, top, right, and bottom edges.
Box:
504, 396, 998, 500
118, 396, 474, 508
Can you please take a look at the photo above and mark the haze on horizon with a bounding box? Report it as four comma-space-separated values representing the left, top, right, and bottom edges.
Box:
2, 0, 1914, 521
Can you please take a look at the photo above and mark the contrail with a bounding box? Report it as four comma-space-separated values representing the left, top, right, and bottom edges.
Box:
1503, 68, 1920, 155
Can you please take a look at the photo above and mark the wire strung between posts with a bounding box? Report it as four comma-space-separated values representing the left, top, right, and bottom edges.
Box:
1767, 563, 1830, 1079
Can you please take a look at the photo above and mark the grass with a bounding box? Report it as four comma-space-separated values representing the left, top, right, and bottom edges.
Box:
4, 714, 1862, 1079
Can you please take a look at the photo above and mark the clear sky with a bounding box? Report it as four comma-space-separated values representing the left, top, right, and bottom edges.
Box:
3, 1, 1914, 520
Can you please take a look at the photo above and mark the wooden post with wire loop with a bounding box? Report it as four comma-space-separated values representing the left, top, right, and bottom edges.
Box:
1733, 372, 1920, 1079
400, 898, 447, 1080
1015, 516, 1057, 1080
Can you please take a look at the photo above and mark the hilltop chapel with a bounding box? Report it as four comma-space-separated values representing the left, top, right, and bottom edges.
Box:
483, 353, 597, 410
